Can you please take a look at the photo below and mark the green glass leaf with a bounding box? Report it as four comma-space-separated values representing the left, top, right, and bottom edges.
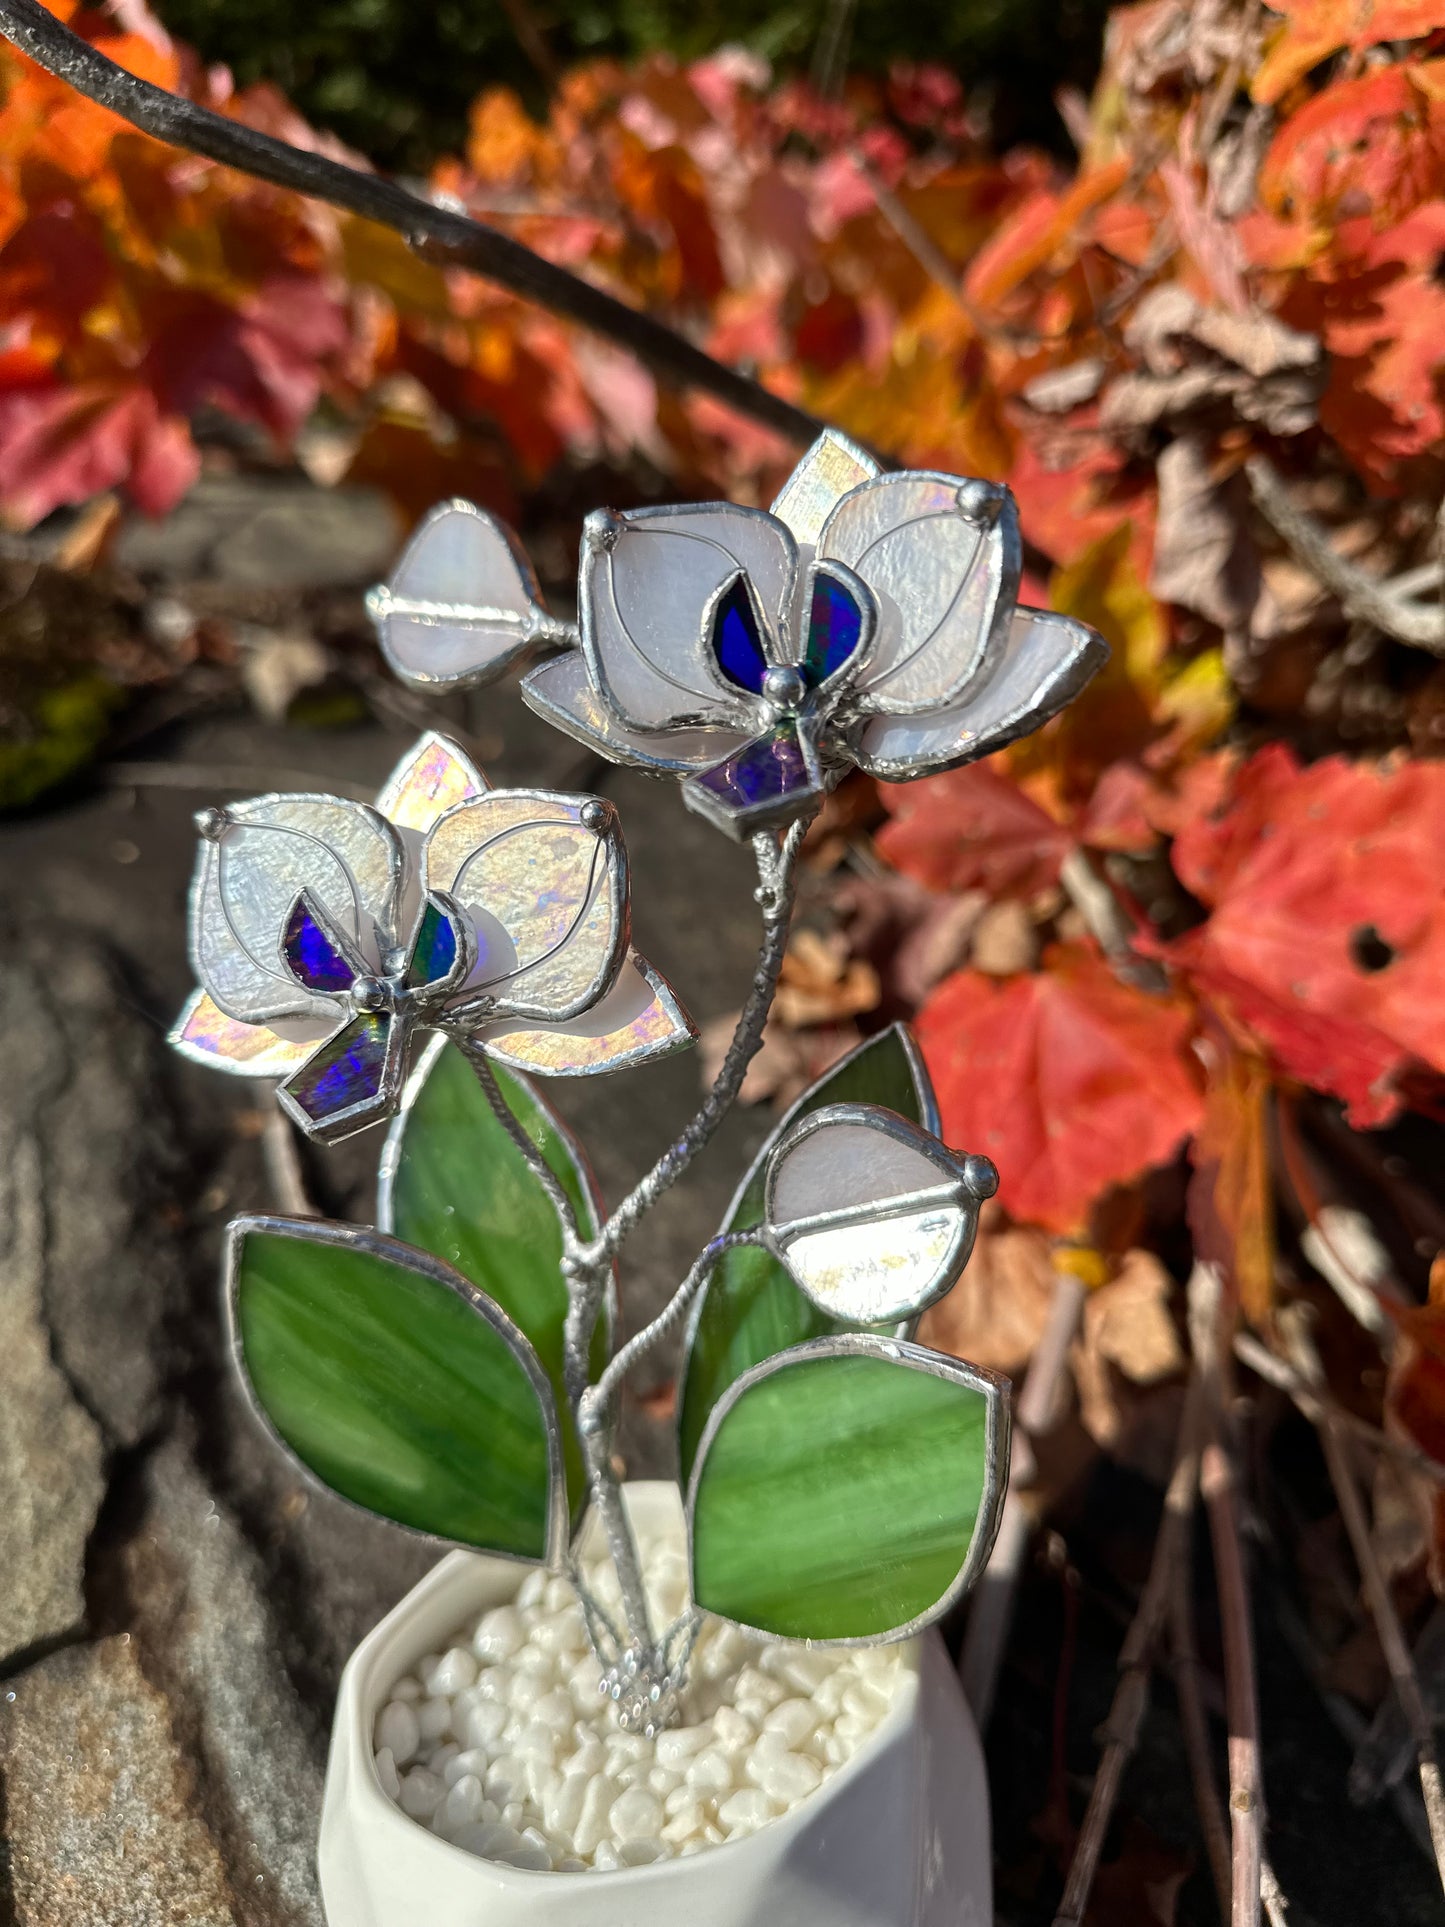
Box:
678, 1024, 938, 1482
379, 1036, 608, 1522
230, 1217, 563, 1561
689, 1339, 1004, 1641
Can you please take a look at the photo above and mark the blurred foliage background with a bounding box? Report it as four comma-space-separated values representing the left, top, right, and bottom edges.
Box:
151, 0, 1109, 169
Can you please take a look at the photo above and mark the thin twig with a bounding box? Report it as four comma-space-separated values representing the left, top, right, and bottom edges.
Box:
960, 1269, 1087, 1726
1058, 846, 1168, 991
1234, 1330, 1445, 1488
1190, 1263, 1265, 1927
1169, 1505, 1234, 1922
0, 0, 822, 450
1052, 1374, 1205, 1927
1246, 457, 1445, 656
1286, 1318, 1445, 1896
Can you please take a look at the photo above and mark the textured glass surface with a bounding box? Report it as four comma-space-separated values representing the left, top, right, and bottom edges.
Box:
691, 1351, 988, 1639
479, 955, 695, 1077
857, 607, 1104, 776
779, 1211, 961, 1323
425, 795, 621, 1017
711, 576, 770, 695
377, 501, 540, 687
380, 1041, 603, 1520
769, 430, 880, 548
692, 725, 810, 815
374, 731, 488, 834
404, 897, 460, 989
285, 1013, 391, 1124
819, 476, 1008, 713
583, 506, 795, 731
771, 1118, 949, 1223
171, 990, 315, 1077
192, 796, 400, 1026
803, 569, 866, 686
678, 1028, 937, 1481
236, 1225, 553, 1557
522, 651, 748, 774
283, 895, 356, 994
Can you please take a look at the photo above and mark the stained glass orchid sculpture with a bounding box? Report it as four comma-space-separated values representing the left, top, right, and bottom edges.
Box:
368, 430, 1108, 837
171, 732, 693, 1140
183, 428, 1108, 1733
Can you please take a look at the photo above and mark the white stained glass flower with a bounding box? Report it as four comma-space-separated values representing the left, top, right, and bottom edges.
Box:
169, 732, 695, 1141
368, 433, 1109, 839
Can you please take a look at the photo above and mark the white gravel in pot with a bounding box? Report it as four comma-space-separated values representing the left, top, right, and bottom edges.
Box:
372, 1526, 905, 1872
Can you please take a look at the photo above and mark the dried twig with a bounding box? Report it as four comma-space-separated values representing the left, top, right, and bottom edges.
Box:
1246, 456, 1445, 657
1058, 846, 1169, 992
1234, 1330, 1445, 1489
1169, 1497, 1233, 1921
0, 0, 821, 450
1286, 1317, 1445, 1896
960, 1270, 1087, 1726
1052, 1374, 1205, 1927
1190, 1263, 1265, 1927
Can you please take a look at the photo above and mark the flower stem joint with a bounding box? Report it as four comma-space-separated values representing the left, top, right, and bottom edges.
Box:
176, 427, 1106, 1718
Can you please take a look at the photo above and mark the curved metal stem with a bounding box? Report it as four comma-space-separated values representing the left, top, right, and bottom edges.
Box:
448, 1030, 584, 1250
593, 814, 811, 1263
0, 0, 822, 448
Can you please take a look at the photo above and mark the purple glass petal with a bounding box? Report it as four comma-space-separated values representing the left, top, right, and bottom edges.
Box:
405, 897, 461, 989
803, 567, 866, 687
284, 1013, 391, 1125
710, 576, 770, 695
283, 895, 356, 993
694, 725, 809, 811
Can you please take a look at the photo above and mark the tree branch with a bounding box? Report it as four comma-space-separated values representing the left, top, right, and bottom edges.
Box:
1246, 456, 1445, 656
0, 0, 823, 450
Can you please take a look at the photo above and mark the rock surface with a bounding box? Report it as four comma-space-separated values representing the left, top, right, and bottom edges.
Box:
0, 1636, 241, 1926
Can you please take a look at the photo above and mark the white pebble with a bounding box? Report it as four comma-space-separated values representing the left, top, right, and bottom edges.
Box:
711, 1705, 754, 1751
371, 1539, 905, 1869
416, 1697, 451, 1742
608, 1787, 664, 1841
398, 1767, 444, 1820
427, 1647, 477, 1697
718, 1788, 775, 1835
543, 1771, 589, 1838
443, 1747, 492, 1789
472, 1606, 526, 1663
654, 1725, 709, 1768
763, 1699, 819, 1749
497, 1844, 553, 1871
685, 1746, 734, 1795
438, 1774, 486, 1833
375, 1701, 420, 1766
751, 1748, 821, 1804
462, 1700, 508, 1751
572, 1773, 620, 1857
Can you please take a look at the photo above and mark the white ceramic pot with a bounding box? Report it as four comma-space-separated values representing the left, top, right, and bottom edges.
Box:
319, 1483, 993, 1927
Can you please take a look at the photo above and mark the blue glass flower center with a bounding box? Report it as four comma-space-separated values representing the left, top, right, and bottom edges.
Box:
802, 567, 866, 687
710, 576, 771, 696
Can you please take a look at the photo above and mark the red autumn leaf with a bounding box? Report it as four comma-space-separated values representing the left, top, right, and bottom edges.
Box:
1165, 746, 1445, 1126
915, 943, 1203, 1234
875, 761, 1073, 898
0, 375, 197, 523
1257, 61, 1445, 231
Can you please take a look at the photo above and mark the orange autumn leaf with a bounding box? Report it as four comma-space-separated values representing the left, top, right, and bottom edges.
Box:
1187, 1040, 1276, 1323
915, 943, 1203, 1234
1253, 0, 1445, 107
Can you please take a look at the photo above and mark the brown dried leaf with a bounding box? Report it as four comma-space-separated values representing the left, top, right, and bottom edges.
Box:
916, 1203, 1059, 1377
1150, 434, 1260, 629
